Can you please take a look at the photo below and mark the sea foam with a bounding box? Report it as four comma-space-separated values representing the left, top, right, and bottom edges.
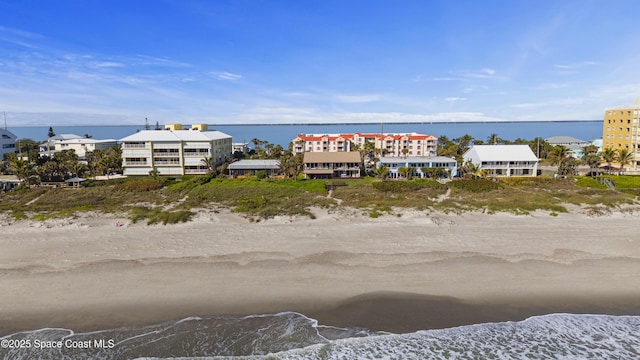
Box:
1, 313, 638, 359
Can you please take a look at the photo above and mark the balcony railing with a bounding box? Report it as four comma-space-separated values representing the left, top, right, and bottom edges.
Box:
122, 143, 148, 149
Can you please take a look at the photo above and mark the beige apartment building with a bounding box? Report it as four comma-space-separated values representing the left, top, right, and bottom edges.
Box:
602, 98, 640, 170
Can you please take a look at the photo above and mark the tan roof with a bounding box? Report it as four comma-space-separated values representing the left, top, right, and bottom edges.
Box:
303, 152, 361, 163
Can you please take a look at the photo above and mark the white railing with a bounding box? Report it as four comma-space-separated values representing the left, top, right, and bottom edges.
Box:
122, 143, 148, 149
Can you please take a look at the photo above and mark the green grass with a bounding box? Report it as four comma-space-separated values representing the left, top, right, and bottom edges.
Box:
333, 179, 446, 211
1, 175, 638, 222
128, 206, 194, 225
601, 175, 640, 189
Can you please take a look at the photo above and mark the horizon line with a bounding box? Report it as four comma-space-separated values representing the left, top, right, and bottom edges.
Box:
9, 119, 602, 128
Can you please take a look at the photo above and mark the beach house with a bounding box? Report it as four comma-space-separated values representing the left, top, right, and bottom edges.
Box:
546, 136, 590, 158
303, 152, 361, 179
0, 128, 17, 159
463, 145, 538, 177
378, 156, 458, 179
39, 134, 118, 160
228, 159, 282, 177
120, 124, 232, 176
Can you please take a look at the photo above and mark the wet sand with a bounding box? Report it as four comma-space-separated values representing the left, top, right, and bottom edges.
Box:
1, 207, 639, 335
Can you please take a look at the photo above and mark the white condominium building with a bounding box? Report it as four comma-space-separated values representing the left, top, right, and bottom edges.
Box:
120, 124, 232, 176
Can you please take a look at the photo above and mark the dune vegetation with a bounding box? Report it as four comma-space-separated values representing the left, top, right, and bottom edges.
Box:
1, 175, 639, 224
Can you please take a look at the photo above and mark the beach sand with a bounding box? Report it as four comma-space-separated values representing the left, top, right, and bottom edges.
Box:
1, 207, 639, 335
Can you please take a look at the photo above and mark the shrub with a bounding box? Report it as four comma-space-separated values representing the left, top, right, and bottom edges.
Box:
449, 179, 502, 192
116, 180, 163, 192
256, 170, 267, 179
372, 179, 447, 193
128, 206, 194, 225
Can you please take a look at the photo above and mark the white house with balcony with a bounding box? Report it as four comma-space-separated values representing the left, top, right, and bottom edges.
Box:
1, 128, 17, 159
39, 134, 118, 160
378, 156, 458, 179
463, 145, 538, 177
120, 124, 232, 176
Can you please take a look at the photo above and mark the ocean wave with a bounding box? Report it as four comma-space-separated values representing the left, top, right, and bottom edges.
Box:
267, 313, 640, 359
1, 313, 638, 359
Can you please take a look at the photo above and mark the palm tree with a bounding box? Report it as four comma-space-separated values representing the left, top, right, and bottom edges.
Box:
454, 134, 474, 149
372, 163, 389, 180
616, 148, 633, 175
549, 145, 570, 175
201, 156, 218, 176
7, 154, 32, 187
549, 145, 569, 166
487, 133, 501, 145
601, 147, 616, 174
420, 166, 433, 179
397, 166, 411, 180
459, 160, 479, 179
581, 153, 601, 176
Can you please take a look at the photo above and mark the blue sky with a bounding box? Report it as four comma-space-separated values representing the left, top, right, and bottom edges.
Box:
1, 0, 640, 126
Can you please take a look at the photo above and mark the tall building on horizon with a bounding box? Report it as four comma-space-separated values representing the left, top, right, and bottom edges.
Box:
602, 97, 640, 170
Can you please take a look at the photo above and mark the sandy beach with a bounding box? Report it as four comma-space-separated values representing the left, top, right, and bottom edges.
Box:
1, 206, 639, 335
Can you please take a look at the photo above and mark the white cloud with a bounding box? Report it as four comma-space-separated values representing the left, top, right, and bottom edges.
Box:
335, 94, 382, 103
554, 61, 597, 70
445, 97, 467, 102
510, 97, 586, 109
91, 61, 125, 68
455, 68, 496, 79
212, 71, 243, 81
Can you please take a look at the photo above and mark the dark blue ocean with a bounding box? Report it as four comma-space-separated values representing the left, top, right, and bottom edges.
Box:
8, 121, 602, 146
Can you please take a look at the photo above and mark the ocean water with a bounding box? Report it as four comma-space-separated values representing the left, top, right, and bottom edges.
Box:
8, 121, 602, 147
1, 313, 638, 359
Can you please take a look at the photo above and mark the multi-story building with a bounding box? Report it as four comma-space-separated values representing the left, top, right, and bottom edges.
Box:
602, 98, 640, 170
292, 132, 437, 157
463, 145, 538, 177
0, 128, 17, 159
293, 134, 352, 153
120, 124, 232, 176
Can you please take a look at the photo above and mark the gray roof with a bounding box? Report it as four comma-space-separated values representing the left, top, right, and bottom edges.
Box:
120, 130, 231, 142
545, 136, 588, 145
1, 129, 17, 139
228, 160, 281, 170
